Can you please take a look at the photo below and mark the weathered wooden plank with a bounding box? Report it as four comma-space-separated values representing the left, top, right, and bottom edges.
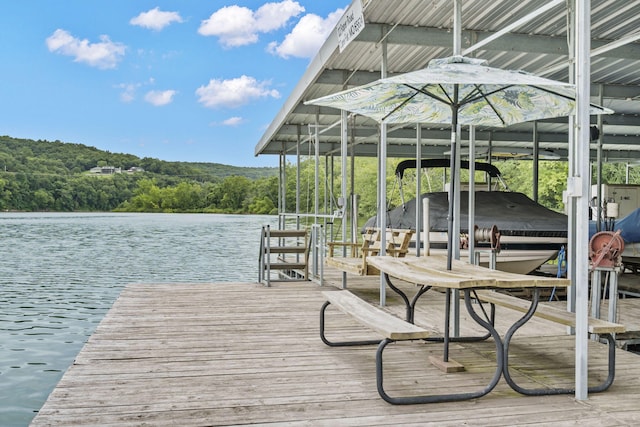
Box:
322, 290, 431, 340
326, 256, 366, 276
34, 397, 619, 427
475, 290, 627, 334
367, 255, 570, 289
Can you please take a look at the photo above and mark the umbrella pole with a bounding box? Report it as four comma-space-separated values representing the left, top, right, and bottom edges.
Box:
447, 96, 460, 271
444, 123, 457, 360
443, 91, 460, 363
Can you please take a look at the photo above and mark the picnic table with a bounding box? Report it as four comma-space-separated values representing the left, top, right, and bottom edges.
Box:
366, 254, 569, 324
324, 255, 623, 404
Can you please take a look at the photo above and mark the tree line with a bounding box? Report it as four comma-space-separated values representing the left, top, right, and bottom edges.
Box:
0, 136, 279, 213
2, 135, 638, 216
281, 155, 640, 224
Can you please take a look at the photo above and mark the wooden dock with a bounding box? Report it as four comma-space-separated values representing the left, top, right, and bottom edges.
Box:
31, 270, 640, 426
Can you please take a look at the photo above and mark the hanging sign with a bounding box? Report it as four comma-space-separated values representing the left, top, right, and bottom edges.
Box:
337, 0, 365, 52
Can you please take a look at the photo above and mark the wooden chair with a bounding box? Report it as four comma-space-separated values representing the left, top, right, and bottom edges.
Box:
326, 228, 414, 276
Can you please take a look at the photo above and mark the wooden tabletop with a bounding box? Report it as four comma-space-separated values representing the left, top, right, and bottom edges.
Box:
367, 255, 571, 290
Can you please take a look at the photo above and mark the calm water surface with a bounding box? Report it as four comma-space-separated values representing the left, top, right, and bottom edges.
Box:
0, 212, 277, 426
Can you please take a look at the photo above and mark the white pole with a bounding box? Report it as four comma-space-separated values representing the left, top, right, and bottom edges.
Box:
533, 122, 539, 202
415, 125, 422, 256
451, 0, 463, 339
468, 126, 476, 264
423, 197, 430, 256
314, 113, 320, 223
341, 110, 349, 289
566, 0, 577, 329
452, 0, 462, 262
296, 125, 301, 228
575, 0, 591, 401
379, 123, 387, 307
378, 36, 388, 306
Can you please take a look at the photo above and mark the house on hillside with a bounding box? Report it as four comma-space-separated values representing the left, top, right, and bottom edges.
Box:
89, 166, 121, 175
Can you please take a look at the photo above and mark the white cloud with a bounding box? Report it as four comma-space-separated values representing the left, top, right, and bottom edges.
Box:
268, 8, 344, 59
195, 75, 280, 109
144, 90, 177, 106
198, 1, 304, 48
46, 29, 126, 69
254, 0, 305, 32
198, 5, 256, 47
222, 117, 244, 126
130, 7, 184, 31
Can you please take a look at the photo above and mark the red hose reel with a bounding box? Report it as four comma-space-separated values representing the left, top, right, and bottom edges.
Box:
589, 230, 624, 269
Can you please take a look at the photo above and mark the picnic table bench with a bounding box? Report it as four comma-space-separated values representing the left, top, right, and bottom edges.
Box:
320, 290, 431, 344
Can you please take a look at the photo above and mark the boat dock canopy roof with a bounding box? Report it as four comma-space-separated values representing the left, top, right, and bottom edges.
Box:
256, 0, 640, 163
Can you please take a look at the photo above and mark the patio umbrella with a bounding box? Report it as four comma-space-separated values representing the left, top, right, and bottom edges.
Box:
305, 55, 613, 269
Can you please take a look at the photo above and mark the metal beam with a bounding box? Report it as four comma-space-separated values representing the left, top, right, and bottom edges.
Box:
263, 138, 640, 162
591, 31, 640, 57
355, 23, 640, 60
274, 123, 640, 145
463, 0, 565, 56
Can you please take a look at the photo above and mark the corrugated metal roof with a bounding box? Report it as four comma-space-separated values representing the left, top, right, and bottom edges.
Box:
256, 0, 640, 162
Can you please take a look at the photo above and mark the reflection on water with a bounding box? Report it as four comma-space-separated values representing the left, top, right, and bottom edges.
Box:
0, 212, 277, 426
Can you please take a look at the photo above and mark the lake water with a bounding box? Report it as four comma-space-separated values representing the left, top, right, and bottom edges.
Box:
0, 212, 278, 427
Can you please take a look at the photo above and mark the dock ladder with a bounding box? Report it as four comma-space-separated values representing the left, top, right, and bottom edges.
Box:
259, 225, 310, 286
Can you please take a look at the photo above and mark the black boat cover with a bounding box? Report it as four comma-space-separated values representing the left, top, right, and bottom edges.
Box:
395, 159, 502, 180
364, 191, 568, 238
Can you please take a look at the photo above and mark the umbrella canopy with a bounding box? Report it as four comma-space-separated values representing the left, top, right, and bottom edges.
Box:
306, 55, 613, 269
305, 56, 612, 126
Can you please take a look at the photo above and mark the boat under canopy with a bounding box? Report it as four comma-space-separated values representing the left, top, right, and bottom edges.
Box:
363, 160, 568, 274
364, 191, 568, 274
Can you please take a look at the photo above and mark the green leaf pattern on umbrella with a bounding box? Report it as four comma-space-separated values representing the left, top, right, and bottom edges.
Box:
310, 81, 580, 126
305, 55, 611, 127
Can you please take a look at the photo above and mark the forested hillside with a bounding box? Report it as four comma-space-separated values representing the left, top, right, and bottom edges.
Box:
2, 135, 637, 216
0, 136, 279, 213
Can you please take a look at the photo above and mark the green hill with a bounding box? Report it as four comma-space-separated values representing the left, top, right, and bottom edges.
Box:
0, 135, 276, 179
186, 162, 276, 180
0, 135, 278, 213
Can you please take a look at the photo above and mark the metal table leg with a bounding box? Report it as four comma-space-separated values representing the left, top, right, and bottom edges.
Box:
319, 301, 381, 347
501, 288, 617, 395
375, 289, 504, 404
383, 272, 493, 342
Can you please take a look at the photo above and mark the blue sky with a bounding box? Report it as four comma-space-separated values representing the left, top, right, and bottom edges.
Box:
0, 1, 349, 167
